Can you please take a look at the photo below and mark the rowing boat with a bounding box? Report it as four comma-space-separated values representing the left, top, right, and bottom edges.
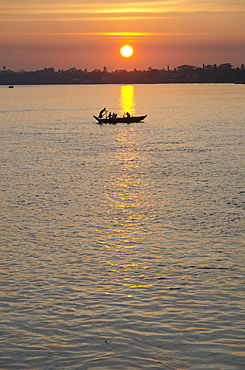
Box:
93, 114, 147, 124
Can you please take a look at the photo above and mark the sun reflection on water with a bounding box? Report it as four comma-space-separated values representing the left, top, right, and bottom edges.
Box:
100, 122, 157, 287
119, 85, 135, 117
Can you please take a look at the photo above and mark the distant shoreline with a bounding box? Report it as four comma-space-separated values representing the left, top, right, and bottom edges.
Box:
1, 64, 244, 85
1, 81, 245, 86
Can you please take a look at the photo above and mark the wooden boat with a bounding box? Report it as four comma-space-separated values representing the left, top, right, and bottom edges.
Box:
93, 114, 147, 124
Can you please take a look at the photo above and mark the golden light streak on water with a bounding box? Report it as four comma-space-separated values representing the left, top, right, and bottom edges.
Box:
120, 85, 135, 117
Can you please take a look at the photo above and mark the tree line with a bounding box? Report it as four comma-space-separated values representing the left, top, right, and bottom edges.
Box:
1, 63, 244, 85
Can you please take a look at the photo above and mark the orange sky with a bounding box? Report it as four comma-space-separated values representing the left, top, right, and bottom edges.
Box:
1, 0, 245, 71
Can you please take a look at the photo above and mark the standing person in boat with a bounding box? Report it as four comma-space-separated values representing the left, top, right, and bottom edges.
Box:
99, 108, 107, 118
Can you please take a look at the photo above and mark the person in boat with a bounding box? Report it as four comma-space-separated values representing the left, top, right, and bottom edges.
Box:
126, 112, 131, 117
99, 108, 106, 118
112, 113, 117, 119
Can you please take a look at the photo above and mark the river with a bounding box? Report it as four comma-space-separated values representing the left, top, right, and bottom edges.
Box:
1, 83, 244, 369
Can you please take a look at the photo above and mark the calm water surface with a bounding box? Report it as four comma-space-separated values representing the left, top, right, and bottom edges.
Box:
1, 84, 245, 369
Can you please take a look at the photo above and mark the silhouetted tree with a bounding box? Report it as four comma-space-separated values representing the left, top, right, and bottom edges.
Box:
218, 63, 233, 70
177, 65, 196, 71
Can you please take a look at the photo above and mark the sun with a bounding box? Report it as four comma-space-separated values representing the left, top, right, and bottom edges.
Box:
120, 45, 134, 58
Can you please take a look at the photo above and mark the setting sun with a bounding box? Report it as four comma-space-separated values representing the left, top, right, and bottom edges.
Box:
120, 45, 134, 58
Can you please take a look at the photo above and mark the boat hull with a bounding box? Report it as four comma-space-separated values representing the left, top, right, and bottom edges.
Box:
93, 115, 147, 124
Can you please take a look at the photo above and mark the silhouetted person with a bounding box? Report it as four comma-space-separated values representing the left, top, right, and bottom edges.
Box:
99, 108, 106, 118
126, 112, 130, 117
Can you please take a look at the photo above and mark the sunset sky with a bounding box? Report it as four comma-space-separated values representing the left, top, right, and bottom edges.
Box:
1, 0, 245, 71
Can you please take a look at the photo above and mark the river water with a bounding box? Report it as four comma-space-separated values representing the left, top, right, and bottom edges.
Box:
1, 84, 244, 369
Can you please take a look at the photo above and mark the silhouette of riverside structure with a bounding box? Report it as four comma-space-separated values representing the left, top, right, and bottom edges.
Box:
1, 64, 245, 85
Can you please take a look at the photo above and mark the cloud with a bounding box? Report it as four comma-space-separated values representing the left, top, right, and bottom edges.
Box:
1, 0, 245, 16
